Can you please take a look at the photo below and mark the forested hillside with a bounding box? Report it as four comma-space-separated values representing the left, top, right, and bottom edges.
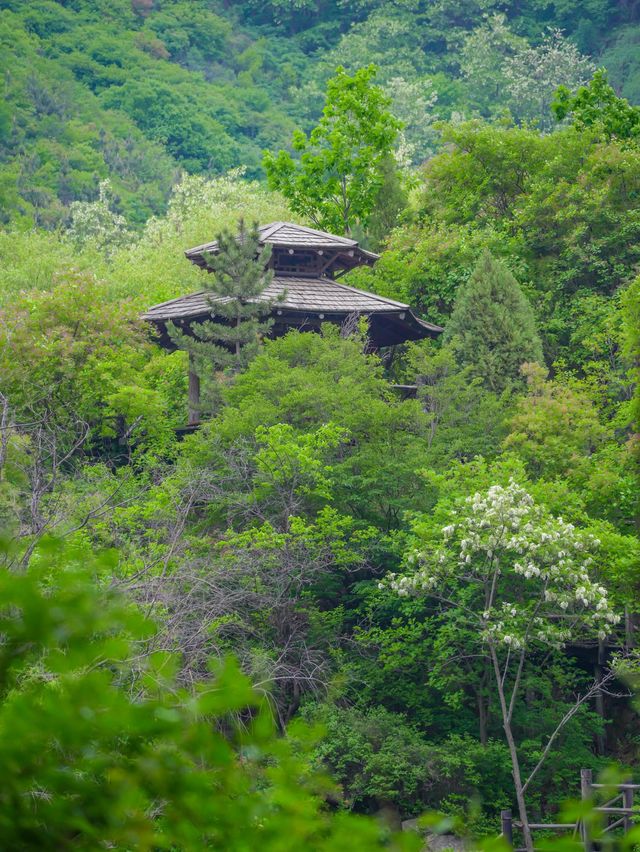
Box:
1, 1, 640, 849
2, 0, 640, 227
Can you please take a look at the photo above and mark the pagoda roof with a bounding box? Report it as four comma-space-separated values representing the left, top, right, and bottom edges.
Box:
184, 222, 379, 271
143, 275, 442, 348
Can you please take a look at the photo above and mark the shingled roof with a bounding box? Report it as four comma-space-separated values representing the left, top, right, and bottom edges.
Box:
144, 222, 442, 349
184, 221, 379, 271
143, 276, 442, 348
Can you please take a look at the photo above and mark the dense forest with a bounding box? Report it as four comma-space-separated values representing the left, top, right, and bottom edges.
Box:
3, 0, 640, 227
1, 1, 640, 849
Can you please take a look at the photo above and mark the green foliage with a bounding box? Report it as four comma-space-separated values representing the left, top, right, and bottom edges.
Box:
365, 154, 410, 249
504, 363, 605, 479
444, 251, 543, 392
253, 422, 349, 506
460, 14, 528, 117
367, 120, 640, 372
0, 0, 301, 227
205, 327, 433, 529
264, 66, 401, 235
1, 12, 639, 838
389, 479, 620, 651
107, 171, 291, 308
553, 69, 640, 140
501, 28, 595, 130
385, 477, 626, 845
67, 178, 130, 253
310, 705, 436, 815
3, 0, 640, 230
100, 78, 237, 173
0, 272, 180, 459
599, 25, 640, 104
406, 341, 511, 466
622, 276, 640, 433
0, 7, 176, 228
0, 538, 419, 850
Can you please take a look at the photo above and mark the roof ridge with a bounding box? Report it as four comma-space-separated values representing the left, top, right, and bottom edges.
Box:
258, 222, 286, 240
185, 222, 373, 262
256, 221, 357, 246
280, 222, 356, 245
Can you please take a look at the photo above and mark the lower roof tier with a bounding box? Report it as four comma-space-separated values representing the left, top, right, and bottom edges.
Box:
143, 275, 442, 349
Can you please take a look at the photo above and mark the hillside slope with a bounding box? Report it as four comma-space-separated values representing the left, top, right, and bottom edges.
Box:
2, 0, 640, 228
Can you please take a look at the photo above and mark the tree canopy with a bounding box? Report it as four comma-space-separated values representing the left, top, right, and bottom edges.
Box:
443, 251, 544, 392
1, 5, 640, 846
263, 65, 401, 235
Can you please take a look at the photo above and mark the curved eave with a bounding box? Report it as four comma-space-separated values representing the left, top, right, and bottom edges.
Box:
368, 310, 443, 346
145, 305, 441, 351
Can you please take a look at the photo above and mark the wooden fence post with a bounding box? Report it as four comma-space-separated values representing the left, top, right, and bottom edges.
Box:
581, 768, 593, 852
501, 810, 513, 847
623, 779, 634, 834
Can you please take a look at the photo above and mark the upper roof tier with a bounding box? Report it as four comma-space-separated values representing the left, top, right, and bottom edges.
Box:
184, 221, 379, 276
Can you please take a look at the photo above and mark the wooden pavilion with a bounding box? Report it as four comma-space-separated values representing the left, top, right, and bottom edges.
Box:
143, 222, 442, 423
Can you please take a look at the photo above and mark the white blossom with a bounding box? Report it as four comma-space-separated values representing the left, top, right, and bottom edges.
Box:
385, 479, 619, 651
66, 179, 129, 255
502, 28, 595, 129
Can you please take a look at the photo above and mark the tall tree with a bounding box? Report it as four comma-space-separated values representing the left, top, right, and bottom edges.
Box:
169, 220, 275, 416
444, 251, 543, 392
622, 276, 640, 447
384, 480, 621, 851
502, 29, 594, 130
263, 65, 401, 236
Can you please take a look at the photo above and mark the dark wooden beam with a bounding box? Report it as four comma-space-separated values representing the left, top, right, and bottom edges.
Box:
188, 353, 200, 426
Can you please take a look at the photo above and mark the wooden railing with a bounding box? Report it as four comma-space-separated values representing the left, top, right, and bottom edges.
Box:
500, 768, 639, 850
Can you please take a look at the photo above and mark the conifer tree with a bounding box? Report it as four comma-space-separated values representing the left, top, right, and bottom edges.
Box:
169, 220, 275, 414
444, 251, 543, 392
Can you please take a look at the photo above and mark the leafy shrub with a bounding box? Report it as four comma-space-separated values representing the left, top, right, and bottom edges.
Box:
0, 538, 419, 851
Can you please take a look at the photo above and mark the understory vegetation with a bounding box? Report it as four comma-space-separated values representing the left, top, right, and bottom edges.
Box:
1, 2, 640, 848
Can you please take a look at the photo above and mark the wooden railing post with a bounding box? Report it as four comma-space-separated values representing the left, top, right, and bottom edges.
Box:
581, 768, 593, 852
623, 779, 634, 834
501, 810, 513, 847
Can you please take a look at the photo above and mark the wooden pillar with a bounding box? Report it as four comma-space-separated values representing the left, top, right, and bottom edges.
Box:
188, 353, 200, 426
501, 809, 513, 847
580, 768, 593, 852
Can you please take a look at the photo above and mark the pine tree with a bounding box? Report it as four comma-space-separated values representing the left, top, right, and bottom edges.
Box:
444, 251, 543, 392
169, 220, 275, 415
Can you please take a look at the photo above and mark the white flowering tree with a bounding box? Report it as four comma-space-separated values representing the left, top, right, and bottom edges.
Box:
66, 179, 129, 254
384, 479, 620, 851
384, 76, 438, 166
503, 29, 595, 130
